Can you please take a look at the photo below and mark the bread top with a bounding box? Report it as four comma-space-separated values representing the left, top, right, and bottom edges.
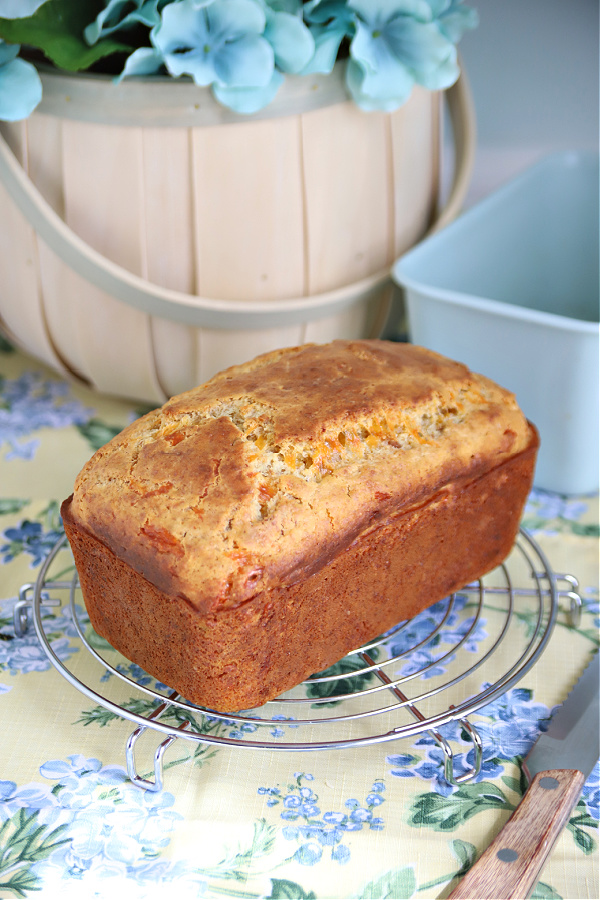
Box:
68, 340, 535, 613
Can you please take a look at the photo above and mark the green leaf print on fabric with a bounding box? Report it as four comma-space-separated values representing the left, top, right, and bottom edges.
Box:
358, 865, 417, 899
76, 419, 123, 452
408, 781, 515, 831
0, 499, 28, 516
413, 839, 477, 896
409, 778, 598, 861
448, 838, 478, 874
0, 333, 14, 353
567, 800, 598, 855
306, 649, 380, 705
530, 882, 564, 899
77, 406, 155, 452
268, 878, 317, 899
76, 698, 222, 777
0, 807, 70, 898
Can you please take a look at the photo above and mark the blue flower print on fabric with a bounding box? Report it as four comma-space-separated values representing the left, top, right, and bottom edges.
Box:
259, 772, 385, 865
525, 487, 589, 524
581, 761, 600, 821
387, 686, 553, 796
384, 593, 488, 681
0, 370, 93, 461
0, 596, 79, 677
0, 519, 64, 567
1, 755, 195, 893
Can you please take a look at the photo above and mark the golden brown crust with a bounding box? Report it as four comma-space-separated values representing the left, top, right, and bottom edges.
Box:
69, 340, 534, 615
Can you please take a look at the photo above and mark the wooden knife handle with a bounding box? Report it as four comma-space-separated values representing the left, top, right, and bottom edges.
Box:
447, 769, 586, 899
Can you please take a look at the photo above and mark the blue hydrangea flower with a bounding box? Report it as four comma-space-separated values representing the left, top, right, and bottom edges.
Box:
270, 713, 299, 735
427, 0, 479, 43
294, 840, 323, 865
260, 0, 315, 74
0, 40, 42, 121
301, 0, 355, 74
397, 647, 452, 678
385, 597, 450, 656
346, 0, 476, 111
442, 618, 488, 654
467, 687, 553, 762
84, 0, 164, 45
0, 0, 50, 17
0, 632, 77, 676
331, 843, 351, 862
149, 0, 284, 113
153, 0, 272, 85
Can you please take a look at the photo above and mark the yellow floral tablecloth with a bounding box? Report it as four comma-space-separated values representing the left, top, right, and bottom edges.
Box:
0, 337, 598, 900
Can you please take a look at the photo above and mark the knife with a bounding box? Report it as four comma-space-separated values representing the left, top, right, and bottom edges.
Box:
448, 651, 599, 900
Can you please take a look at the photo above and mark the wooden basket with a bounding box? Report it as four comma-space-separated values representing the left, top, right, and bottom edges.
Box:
0, 63, 475, 404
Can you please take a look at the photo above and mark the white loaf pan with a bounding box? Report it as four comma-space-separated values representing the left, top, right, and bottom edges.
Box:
392, 151, 599, 495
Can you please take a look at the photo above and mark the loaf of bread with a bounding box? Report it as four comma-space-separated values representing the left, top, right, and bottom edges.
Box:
62, 340, 538, 711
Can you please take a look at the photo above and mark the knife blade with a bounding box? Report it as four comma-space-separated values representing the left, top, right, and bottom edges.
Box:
448, 651, 599, 900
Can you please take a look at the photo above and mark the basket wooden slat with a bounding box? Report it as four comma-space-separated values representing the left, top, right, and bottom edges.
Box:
0, 66, 474, 404
0, 121, 64, 374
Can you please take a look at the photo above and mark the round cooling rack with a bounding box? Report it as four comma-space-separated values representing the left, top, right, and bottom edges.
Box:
18, 531, 582, 793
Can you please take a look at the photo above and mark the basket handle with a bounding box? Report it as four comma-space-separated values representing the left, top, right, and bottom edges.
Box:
0, 68, 475, 331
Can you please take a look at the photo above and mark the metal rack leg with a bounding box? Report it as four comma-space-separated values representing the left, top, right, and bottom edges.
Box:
13, 583, 63, 637
124, 693, 191, 792
360, 651, 483, 785
555, 574, 583, 628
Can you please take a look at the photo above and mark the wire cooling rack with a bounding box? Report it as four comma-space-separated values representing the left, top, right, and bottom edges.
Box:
17, 531, 581, 793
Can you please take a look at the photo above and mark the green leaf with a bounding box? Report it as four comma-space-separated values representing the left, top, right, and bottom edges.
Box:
38, 499, 62, 531
307, 648, 380, 705
567, 821, 596, 855
0, 0, 130, 72
76, 419, 123, 452
84, 625, 115, 652
570, 801, 600, 831
520, 515, 547, 532
0, 332, 14, 353
359, 866, 417, 899
0, 807, 71, 896
0, 498, 29, 515
269, 880, 317, 900
573, 627, 600, 646
530, 881, 563, 899
449, 839, 477, 872
0, 871, 39, 898
570, 522, 600, 538
501, 774, 524, 796
408, 782, 514, 832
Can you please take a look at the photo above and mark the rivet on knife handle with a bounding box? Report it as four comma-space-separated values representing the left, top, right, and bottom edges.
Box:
447, 768, 587, 899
